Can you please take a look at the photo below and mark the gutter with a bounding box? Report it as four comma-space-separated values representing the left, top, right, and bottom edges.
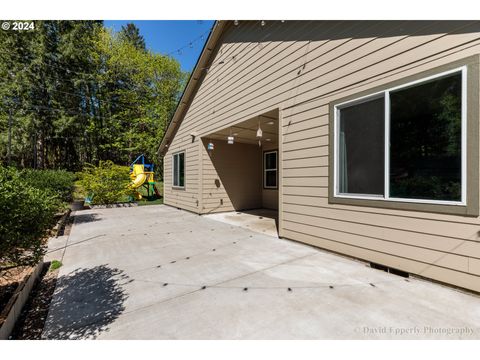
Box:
157, 20, 228, 157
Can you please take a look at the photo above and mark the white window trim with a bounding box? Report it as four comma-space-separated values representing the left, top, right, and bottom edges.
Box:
264, 150, 278, 189
172, 150, 185, 189
333, 66, 467, 206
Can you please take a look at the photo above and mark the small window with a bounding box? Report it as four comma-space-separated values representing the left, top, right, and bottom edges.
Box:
172, 151, 185, 188
264, 150, 278, 189
335, 68, 465, 205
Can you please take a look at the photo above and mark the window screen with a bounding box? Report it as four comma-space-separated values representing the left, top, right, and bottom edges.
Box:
338, 96, 385, 196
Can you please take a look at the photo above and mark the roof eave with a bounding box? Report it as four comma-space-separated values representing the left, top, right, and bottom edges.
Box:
158, 20, 228, 157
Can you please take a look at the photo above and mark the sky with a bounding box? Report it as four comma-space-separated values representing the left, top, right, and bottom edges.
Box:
104, 20, 215, 72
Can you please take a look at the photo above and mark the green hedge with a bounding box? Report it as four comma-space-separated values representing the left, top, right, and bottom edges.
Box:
0, 167, 60, 270
22, 168, 76, 203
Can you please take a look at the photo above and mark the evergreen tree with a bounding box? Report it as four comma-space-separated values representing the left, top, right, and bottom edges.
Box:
119, 23, 146, 51
0, 20, 185, 174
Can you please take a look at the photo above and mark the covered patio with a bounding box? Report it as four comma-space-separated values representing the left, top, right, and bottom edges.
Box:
200, 109, 280, 221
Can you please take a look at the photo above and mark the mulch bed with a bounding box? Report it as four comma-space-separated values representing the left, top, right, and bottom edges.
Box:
1, 209, 71, 339
0, 283, 19, 312
0, 267, 31, 312
9, 262, 59, 340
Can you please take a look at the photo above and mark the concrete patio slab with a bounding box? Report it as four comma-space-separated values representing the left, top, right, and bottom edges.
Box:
203, 209, 278, 237
44, 235, 69, 263
42, 205, 480, 340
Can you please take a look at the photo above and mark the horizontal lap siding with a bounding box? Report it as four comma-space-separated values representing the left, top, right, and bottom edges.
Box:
164, 20, 480, 291
164, 125, 200, 213
202, 146, 235, 213
281, 228, 479, 291
278, 21, 480, 292
183, 22, 480, 138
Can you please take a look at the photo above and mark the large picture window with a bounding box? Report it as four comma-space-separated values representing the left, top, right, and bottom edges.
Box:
172, 151, 185, 188
334, 67, 466, 205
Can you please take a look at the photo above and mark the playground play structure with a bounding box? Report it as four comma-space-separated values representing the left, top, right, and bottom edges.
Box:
129, 154, 161, 200
84, 154, 161, 205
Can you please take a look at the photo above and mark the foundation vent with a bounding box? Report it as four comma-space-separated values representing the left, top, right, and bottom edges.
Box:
370, 262, 409, 278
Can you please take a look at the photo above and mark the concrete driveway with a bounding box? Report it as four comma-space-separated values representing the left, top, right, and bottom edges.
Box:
42, 205, 480, 339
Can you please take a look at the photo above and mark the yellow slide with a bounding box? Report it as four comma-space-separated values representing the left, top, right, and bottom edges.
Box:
129, 161, 158, 200
130, 164, 147, 192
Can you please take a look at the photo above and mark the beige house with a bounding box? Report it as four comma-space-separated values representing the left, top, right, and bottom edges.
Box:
158, 20, 480, 293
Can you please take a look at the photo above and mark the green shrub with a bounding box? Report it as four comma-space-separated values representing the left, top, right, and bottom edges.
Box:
22, 169, 76, 203
77, 161, 133, 205
0, 166, 58, 271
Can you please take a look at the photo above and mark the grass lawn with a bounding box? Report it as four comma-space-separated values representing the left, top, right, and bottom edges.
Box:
135, 181, 163, 206
136, 197, 164, 206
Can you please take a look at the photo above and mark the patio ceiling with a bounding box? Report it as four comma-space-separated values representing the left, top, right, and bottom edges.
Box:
204, 109, 279, 145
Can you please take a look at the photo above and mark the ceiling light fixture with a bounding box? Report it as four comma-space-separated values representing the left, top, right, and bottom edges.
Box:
256, 122, 263, 138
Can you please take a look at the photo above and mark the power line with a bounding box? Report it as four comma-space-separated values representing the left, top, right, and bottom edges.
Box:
38, 21, 214, 62
0, 24, 272, 124
0, 48, 98, 80
13, 103, 105, 119
1, 23, 215, 80
12, 102, 165, 123
0, 27, 215, 103
1, 21, 280, 122
0, 65, 172, 111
